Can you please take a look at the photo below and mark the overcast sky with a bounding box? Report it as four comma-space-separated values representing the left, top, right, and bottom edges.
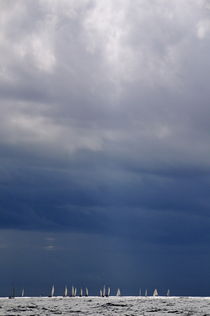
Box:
0, 0, 210, 296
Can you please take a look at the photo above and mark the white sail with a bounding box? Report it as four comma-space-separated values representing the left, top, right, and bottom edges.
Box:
167, 289, 170, 296
145, 289, 147, 296
116, 288, 121, 296
85, 288, 88, 297
51, 285, 55, 297
80, 288, 83, 297
74, 287, 77, 296
21, 289, 24, 297
100, 289, 102, 297
153, 289, 158, 296
107, 287, 111, 297
139, 288, 141, 296
102, 286, 106, 297
64, 286, 68, 297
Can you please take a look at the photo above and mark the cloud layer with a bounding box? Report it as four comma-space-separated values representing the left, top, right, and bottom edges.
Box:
0, 0, 210, 251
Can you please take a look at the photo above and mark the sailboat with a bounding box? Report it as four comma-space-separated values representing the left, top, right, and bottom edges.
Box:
21, 289, 24, 297
167, 289, 170, 296
107, 287, 111, 297
153, 289, 158, 296
64, 285, 68, 297
9, 287, 16, 299
145, 289, 147, 296
102, 286, 106, 297
80, 288, 83, 297
49, 285, 55, 297
50, 285, 55, 297
85, 288, 89, 297
116, 288, 121, 296
99, 289, 102, 297
139, 288, 141, 296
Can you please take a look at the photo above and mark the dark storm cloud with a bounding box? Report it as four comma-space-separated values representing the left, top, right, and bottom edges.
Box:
0, 0, 210, 249
1, 145, 210, 250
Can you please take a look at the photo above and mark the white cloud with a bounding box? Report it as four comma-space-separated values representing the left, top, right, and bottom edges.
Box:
0, 0, 210, 169
197, 19, 210, 38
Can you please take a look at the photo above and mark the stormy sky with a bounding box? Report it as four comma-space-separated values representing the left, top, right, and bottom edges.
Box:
0, 0, 210, 296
